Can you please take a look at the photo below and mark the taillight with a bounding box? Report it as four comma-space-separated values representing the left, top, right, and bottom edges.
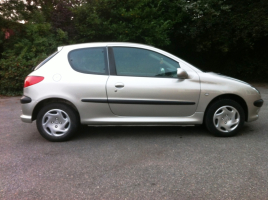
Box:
24, 76, 44, 88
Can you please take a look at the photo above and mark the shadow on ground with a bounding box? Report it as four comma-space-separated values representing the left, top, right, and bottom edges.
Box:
70, 124, 255, 141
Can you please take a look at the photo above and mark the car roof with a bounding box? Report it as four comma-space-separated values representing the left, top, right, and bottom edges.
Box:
58, 42, 154, 51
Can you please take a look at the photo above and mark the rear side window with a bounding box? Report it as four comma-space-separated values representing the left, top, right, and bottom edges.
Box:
68, 47, 108, 75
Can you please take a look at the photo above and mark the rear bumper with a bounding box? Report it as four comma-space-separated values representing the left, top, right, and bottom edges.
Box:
20, 96, 32, 104
20, 114, 32, 123
20, 95, 35, 123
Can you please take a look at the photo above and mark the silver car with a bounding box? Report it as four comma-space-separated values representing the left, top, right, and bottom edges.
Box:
20, 42, 263, 141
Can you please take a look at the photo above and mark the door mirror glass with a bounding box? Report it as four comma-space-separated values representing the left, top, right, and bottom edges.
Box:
177, 68, 189, 79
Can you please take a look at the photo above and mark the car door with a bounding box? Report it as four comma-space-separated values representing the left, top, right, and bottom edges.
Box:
106, 46, 200, 117
66, 46, 112, 122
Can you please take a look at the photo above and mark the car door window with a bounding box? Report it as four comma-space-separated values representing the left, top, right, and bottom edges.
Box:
68, 47, 108, 75
113, 47, 180, 78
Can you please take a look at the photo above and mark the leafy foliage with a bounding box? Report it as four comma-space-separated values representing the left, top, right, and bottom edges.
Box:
0, 11, 68, 95
73, 0, 181, 46
170, 0, 268, 80
0, 0, 268, 95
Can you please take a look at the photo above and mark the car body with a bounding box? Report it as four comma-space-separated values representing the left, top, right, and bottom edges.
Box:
20, 42, 263, 141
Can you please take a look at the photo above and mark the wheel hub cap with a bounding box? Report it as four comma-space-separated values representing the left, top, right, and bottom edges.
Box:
213, 106, 240, 133
42, 109, 71, 137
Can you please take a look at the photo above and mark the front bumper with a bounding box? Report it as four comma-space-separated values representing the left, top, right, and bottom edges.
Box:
247, 99, 264, 122
254, 99, 264, 107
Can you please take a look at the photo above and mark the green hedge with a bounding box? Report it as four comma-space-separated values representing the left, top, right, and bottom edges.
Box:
0, 0, 267, 95
0, 17, 68, 95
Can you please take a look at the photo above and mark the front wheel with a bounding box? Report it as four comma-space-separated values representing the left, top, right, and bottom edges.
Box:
36, 103, 79, 142
205, 99, 245, 137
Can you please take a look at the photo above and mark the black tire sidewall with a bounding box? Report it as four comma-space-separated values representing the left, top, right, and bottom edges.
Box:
36, 103, 79, 142
205, 99, 245, 137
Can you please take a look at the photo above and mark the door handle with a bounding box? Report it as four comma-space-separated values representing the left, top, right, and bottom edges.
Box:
115, 83, 124, 88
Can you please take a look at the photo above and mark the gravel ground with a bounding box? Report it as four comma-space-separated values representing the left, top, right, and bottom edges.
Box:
0, 85, 267, 200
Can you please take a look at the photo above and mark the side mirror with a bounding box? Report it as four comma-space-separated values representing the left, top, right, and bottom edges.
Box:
177, 68, 189, 79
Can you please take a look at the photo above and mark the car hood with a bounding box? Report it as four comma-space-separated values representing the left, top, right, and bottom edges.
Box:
206, 72, 251, 86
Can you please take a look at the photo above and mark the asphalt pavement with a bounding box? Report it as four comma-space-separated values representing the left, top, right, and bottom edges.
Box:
0, 84, 268, 200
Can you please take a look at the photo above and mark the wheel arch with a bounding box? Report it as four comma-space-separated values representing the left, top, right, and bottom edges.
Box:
32, 98, 80, 122
203, 94, 248, 123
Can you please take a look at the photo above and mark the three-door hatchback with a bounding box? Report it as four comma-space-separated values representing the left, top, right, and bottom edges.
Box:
21, 42, 263, 141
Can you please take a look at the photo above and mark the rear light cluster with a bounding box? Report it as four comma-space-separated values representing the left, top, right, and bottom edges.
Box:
24, 76, 44, 88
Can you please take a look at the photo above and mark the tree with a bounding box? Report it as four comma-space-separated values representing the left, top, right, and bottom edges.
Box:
73, 0, 184, 47
0, 0, 268, 95
170, 0, 268, 79
0, 1, 70, 95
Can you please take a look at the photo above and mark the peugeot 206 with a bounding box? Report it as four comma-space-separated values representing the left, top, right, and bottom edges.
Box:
20, 43, 263, 141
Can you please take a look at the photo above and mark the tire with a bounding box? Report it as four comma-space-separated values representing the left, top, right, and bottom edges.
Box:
205, 99, 245, 137
36, 103, 79, 142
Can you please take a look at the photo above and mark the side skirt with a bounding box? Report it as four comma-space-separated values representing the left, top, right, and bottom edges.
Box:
81, 112, 204, 125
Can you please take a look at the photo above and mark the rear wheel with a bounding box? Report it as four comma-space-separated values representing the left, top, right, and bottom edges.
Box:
205, 99, 245, 137
36, 103, 79, 141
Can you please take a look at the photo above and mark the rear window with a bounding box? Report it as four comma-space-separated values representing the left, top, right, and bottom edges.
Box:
68, 47, 108, 75
34, 51, 58, 71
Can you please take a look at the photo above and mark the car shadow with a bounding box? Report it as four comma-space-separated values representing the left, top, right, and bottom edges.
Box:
71, 122, 259, 141
72, 125, 212, 141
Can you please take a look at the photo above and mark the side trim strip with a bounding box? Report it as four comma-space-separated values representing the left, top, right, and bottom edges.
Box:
81, 99, 195, 105
81, 99, 108, 103
109, 99, 195, 105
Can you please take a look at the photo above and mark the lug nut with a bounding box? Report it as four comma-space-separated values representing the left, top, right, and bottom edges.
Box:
52, 121, 54, 123
55, 125, 58, 128
60, 122, 62, 124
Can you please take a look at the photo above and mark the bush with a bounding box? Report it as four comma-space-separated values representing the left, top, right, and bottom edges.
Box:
0, 19, 68, 95
0, 0, 267, 95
